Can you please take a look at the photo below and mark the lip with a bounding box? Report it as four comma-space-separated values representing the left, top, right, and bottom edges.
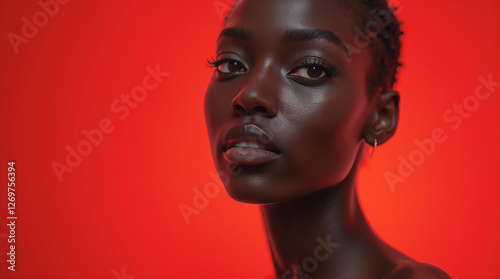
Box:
223, 124, 281, 165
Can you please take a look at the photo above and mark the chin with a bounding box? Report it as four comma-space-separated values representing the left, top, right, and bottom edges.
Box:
223, 173, 319, 205
224, 184, 279, 204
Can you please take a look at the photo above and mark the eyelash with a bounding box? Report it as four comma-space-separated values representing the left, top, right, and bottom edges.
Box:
206, 57, 220, 67
294, 57, 340, 78
206, 56, 340, 78
206, 57, 234, 68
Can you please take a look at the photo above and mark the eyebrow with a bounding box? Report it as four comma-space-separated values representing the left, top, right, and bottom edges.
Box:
218, 27, 348, 56
282, 29, 348, 55
218, 28, 252, 41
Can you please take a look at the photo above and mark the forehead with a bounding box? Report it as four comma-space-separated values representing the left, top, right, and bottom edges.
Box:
224, 0, 357, 44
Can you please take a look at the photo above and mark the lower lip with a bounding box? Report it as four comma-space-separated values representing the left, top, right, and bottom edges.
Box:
223, 147, 280, 166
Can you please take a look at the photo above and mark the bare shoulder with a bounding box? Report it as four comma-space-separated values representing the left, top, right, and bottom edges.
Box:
391, 262, 452, 279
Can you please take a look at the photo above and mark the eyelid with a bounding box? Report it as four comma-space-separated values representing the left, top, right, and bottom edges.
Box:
287, 56, 340, 86
289, 56, 338, 75
216, 53, 248, 66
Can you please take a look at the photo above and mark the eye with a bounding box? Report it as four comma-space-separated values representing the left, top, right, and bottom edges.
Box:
289, 66, 327, 80
208, 57, 248, 74
287, 57, 339, 85
218, 60, 247, 74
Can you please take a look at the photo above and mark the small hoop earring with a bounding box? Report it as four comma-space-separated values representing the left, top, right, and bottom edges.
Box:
369, 139, 377, 159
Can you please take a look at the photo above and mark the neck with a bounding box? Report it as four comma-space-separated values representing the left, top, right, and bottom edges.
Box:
260, 149, 391, 278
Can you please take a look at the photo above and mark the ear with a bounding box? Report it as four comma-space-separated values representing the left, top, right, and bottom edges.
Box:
363, 90, 400, 146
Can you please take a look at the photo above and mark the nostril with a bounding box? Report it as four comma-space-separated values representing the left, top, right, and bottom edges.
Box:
234, 104, 245, 111
253, 106, 268, 113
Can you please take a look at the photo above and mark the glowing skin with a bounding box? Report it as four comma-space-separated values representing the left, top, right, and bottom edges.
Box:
205, 0, 451, 278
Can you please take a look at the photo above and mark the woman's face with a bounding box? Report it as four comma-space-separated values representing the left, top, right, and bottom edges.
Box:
205, 0, 375, 203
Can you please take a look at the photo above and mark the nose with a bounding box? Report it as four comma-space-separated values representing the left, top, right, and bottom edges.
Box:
231, 69, 279, 118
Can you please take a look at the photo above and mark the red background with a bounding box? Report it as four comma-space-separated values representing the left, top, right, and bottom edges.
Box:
1, 0, 499, 278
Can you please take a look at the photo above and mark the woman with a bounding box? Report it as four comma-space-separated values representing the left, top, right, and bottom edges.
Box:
204, 0, 451, 278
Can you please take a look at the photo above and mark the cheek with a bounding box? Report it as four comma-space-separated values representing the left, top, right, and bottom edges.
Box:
205, 79, 225, 130
282, 82, 368, 188
204, 79, 232, 142
204, 81, 226, 170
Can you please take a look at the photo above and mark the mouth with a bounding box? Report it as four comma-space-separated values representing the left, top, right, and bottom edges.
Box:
223, 124, 281, 166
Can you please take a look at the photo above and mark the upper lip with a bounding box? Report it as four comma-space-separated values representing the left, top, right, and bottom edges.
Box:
223, 124, 281, 153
